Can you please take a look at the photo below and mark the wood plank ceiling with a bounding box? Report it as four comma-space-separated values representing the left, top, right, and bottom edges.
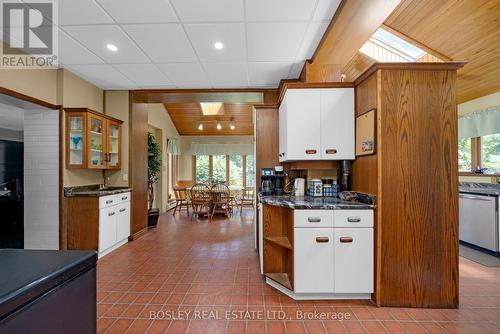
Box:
384, 0, 500, 103
164, 102, 254, 136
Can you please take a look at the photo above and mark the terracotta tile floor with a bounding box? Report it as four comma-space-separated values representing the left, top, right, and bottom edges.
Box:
97, 210, 500, 334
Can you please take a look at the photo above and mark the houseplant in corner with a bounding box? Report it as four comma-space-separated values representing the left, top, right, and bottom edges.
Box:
147, 132, 161, 228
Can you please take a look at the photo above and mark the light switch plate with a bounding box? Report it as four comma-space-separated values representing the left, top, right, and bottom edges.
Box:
123, 173, 128, 182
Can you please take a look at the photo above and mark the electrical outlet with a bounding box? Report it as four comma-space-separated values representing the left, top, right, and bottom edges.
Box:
123, 173, 128, 182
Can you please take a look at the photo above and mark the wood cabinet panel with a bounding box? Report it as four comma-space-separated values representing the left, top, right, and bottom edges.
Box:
378, 69, 459, 307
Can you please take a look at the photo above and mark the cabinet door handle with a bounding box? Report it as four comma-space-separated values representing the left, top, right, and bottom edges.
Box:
308, 217, 321, 223
106, 199, 113, 204
305, 149, 317, 154
316, 237, 329, 243
347, 217, 361, 223
340, 237, 353, 243
119, 208, 126, 213
121, 196, 128, 200
325, 149, 337, 154
108, 212, 115, 217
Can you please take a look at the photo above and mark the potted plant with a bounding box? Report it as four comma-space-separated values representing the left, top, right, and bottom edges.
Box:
147, 132, 161, 228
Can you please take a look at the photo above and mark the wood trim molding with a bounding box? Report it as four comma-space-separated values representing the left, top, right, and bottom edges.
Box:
459, 173, 500, 178
129, 227, 148, 241
471, 137, 481, 170
0, 86, 62, 109
354, 62, 467, 86
253, 103, 279, 109
277, 81, 355, 105
64, 107, 124, 124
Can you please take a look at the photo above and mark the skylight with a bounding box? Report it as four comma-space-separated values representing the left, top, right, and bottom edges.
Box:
200, 102, 224, 116
360, 28, 426, 62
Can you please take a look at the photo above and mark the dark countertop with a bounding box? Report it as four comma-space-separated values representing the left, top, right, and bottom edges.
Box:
459, 182, 500, 196
260, 195, 375, 210
64, 185, 133, 197
0, 249, 97, 320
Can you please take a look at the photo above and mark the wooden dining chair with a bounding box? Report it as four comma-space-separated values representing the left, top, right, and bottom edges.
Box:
173, 187, 190, 216
239, 187, 255, 215
210, 183, 231, 219
190, 183, 211, 220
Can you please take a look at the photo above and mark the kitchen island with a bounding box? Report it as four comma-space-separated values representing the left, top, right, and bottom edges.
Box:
259, 195, 375, 300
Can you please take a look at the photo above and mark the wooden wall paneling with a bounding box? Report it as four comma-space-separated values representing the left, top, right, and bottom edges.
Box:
255, 107, 280, 187
378, 69, 459, 308
129, 99, 149, 240
342, 52, 377, 83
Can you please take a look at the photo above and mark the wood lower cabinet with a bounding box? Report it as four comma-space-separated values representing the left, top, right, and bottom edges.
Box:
66, 192, 131, 257
65, 108, 123, 170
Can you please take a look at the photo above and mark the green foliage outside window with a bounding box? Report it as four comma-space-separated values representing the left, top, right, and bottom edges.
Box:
212, 155, 226, 183
481, 134, 500, 172
229, 155, 243, 186
246, 155, 255, 186
196, 155, 209, 183
458, 138, 471, 171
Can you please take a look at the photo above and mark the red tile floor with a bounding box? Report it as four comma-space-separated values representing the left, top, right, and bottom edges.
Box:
97, 210, 500, 334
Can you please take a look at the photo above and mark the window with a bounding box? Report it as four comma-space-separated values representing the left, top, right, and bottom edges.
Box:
229, 155, 243, 186
193, 154, 255, 187
458, 138, 471, 171
481, 134, 500, 172
212, 155, 226, 183
246, 155, 255, 187
195, 155, 210, 183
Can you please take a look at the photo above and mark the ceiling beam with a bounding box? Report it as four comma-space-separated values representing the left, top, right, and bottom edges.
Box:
306, 0, 401, 82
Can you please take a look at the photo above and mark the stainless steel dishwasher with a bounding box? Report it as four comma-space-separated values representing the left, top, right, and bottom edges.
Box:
459, 192, 499, 252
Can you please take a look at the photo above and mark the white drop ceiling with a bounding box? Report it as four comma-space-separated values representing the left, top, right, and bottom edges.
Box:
25, 0, 341, 89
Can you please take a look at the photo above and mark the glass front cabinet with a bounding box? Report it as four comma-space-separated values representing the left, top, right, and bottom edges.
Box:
65, 108, 123, 170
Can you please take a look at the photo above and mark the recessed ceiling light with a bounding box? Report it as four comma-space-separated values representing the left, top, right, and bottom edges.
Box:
230, 124, 235, 130
214, 42, 224, 50
216, 123, 222, 130
106, 43, 118, 52
198, 124, 203, 131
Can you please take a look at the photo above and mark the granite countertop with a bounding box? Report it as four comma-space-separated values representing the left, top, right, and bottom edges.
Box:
260, 195, 375, 210
64, 185, 133, 197
459, 182, 500, 196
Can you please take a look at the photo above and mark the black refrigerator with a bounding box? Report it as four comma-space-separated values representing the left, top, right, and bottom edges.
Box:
0, 139, 23, 249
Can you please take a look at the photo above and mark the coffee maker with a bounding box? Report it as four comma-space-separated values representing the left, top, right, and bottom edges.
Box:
260, 167, 285, 196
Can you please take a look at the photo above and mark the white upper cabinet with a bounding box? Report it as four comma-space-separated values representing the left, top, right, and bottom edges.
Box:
278, 88, 354, 161
320, 88, 355, 159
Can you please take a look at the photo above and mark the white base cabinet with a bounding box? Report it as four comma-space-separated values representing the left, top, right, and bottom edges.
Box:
293, 209, 373, 296
294, 228, 334, 293
98, 192, 131, 257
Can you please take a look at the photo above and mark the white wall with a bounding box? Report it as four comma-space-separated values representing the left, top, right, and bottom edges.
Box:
24, 107, 59, 249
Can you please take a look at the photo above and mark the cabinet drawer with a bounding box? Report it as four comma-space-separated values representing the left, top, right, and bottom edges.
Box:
99, 195, 118, 208
333, 210, 373, 228
116, 202, 130, 242
334, 228, 373, 293
117, 192, 131, 204
294, 227, 334, 293
294, 210, 334, 228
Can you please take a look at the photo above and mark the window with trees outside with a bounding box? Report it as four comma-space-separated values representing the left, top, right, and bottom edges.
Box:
194, 154, 255, 187
459, 134, 500, 174
481, 134, 500, 172
195, 155, 209, 183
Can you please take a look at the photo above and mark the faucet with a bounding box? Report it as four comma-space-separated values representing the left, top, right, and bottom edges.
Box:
100, 176, 110, 190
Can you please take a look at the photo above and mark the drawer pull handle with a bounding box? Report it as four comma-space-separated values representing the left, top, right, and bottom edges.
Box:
121, 196, 128, 200
108, 212, 115, 217
347, 217, 361, 223
308, 217, 321, 223
340, 237, 353, 243
119, 208, 126, 213
316, 237, 329, 243
305, 149, 317, 154
325, 149, 337, 154
106, 200, 113, 204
